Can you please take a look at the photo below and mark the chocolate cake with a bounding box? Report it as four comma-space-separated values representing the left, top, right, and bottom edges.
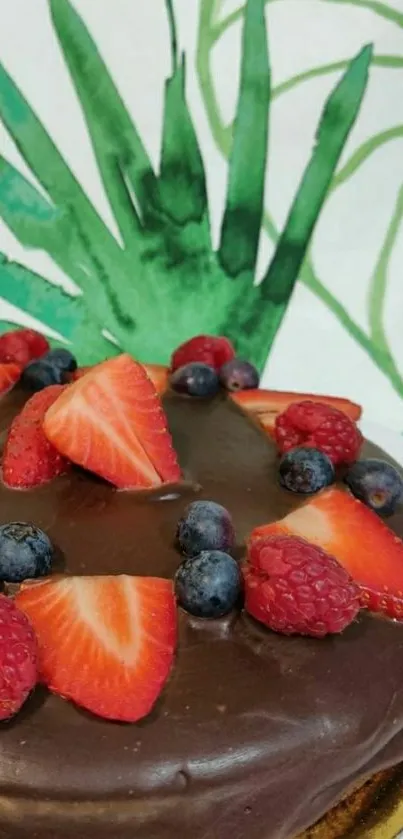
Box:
0, 384, 402, 839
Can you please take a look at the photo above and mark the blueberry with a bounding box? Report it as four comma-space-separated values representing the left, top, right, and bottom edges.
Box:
279, 447, 335, 494
175, 550, 241, 618
219, 358, 259, 391
44, 348, 77, 372
21, 359, 64, 391
170, 363, 219, 397
177, 500, 235, 557
344, 458, 403, 517
0, 522, 54, 583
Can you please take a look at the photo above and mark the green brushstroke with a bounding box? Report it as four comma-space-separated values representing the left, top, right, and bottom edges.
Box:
197, 0, 403, 397
321, 0, 403, 29
231, 46, 372, 365
49, 0, 158, 224
331, 126, 403, 190
0, 254, 115, 362
369, 186, 403, 357
218, 0, 269, 279
159, 57, 209, 232
213, 0, 403, 40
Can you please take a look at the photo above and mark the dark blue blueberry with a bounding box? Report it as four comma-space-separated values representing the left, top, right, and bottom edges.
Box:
0, 522, 54, 583
21, 359, 64, 391
44, 348, 77, 372
175, 550, 241, 618
279, 447, 335, 494
344, 458, 403, 517
219, 358, 259, 391
177, 500, 235, 557
170, 363, 219, 397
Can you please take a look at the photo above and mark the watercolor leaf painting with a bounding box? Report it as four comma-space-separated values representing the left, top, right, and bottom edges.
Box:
0, 0, 400, 405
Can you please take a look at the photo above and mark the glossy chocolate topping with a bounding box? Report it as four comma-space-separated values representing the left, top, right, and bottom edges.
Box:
0, 388, 402, 839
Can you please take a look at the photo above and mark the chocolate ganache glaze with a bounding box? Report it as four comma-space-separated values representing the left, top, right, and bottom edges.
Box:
0, 387, 402, 839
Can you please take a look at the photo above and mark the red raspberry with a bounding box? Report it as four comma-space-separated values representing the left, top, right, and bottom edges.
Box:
0, 328, 49, 367
244, 535, 360, 638
274, 400, 362, 466
171, 335, 235, 372
0, 595, 38, 720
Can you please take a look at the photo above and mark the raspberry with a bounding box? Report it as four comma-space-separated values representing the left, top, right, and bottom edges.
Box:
0, 329, 49, 367
274, 400, 362, 466
244, 535, 360, 638
0, 595, 37, 719
171, 335, 235, 372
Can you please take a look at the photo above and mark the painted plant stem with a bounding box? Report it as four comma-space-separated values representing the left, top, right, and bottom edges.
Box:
213, 0, 403, 42
196, 0, 403, 397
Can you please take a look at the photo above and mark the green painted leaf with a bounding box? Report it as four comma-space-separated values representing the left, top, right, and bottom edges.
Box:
0, 254, 117, 363
218, 0, 269, 278
0, 155, 97, 290
242, 44, 373, 367
0, 53, 139, 345
49, 0, 154, 252
159, 57, 209, 230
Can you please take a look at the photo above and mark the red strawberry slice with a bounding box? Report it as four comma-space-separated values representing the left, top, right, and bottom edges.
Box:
250, 487, 403, 620
0, 328, 49, 366
143, 363, 169, 395
43, 354, 181, 489
0, 363, 21, 397
70, 365, 94, 381
3, 385, 70, 489
230, 389, 362, 438
15, 575, 177, 722
71, 363, 168, 396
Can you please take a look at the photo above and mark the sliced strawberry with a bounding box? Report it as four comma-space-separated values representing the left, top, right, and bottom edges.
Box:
143, 363, 169, 396
70, 365, 94, 381
250, 487, 403, 621
230, 389, 362, 438
0, 363, 21, 397
0, 328, 49, 366
3, 385, 70, 489
72, 363, 168, 396
15, 575, 177, 722
43, 354, 181, 489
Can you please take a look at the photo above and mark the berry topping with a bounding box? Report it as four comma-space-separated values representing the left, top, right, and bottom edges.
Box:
43, 354, 181, 489
44, 348, 77, 373
0, 328, 49, 367
177, 501, 235, 557
70, 365, 94, 381
230, 389, 362, 439
0, 522, 53, 583
71, 362, 168, 395
274, 401, 363, 465
244, 535, 360, 637
344, 458, 403, 517
0, 595, 37, 720
2, 385, 70, 489
0, 363, 21, 398
175, 550, 241, 619
170, 363, 220, 398
15, 574, 176, 722
171, 335, 235, 373
21, 359, 65, 391
251, 488, 403, 620
219, 359, 259, 392
143, 363, 169, 395
278, 447, 335, 494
